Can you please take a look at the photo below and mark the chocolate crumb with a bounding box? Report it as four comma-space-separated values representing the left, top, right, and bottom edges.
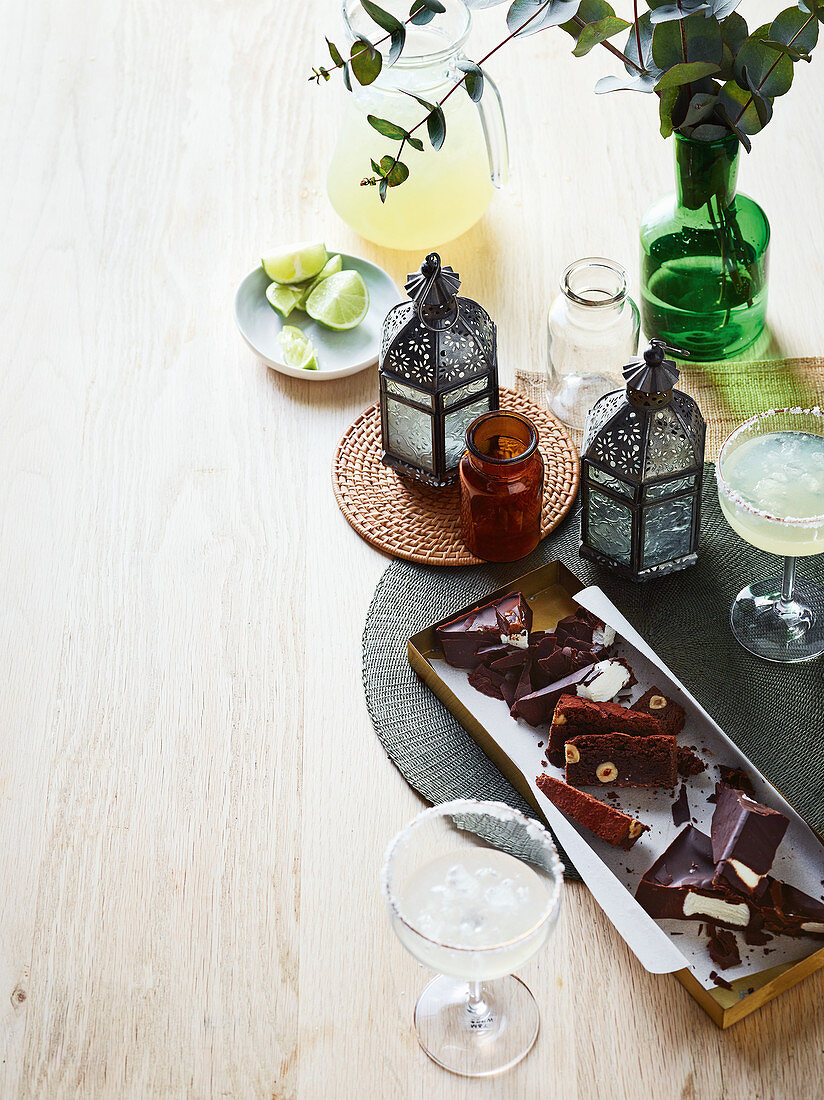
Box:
537, 741, 543, 748
707, 924, 741, 970
708, 970, 733, 990
745, 928, 772, 947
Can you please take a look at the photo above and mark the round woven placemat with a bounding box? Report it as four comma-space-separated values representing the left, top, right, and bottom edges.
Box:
332, 387, 579, 566
363, 469, 824, 880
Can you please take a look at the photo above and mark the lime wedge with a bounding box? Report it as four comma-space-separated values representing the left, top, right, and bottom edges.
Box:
306, 270, 370, 331
278, 326, 318, 371
266, 283, 303, 318
262, 243, 327, 285
296, 254, 344, 309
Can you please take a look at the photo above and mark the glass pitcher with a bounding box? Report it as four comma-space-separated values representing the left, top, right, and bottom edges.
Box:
326, 0, 508, 251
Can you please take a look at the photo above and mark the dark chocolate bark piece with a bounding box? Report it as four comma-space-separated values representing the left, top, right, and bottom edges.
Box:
564, 732, 677, 789
548, 694, 664, 766
711, 785, 789, 898
635, 827, 758, 930
632, 686, 686, 736
671, 783, 690, 827
717, 765, 755, 798
756, 879, 824, 939
510, 666, 597, 727
495, 594, 533, 647
437, 593, 532, 668
467, 662, 506, 700
536, 774, 648, 850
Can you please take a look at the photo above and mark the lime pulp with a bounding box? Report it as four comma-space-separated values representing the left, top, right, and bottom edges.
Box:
305, 270, 369, 331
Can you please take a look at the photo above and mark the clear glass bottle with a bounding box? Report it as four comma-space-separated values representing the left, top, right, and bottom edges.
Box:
326, 0, 508, 251
545, 258, 640, 432
459, 410, 543, 562
640, 133, 770, 361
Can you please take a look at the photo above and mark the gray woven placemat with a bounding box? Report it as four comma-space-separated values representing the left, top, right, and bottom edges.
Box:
362, 465, 824, 880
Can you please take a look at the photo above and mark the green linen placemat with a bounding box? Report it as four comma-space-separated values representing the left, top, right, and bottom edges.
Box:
362, 467, 824, 881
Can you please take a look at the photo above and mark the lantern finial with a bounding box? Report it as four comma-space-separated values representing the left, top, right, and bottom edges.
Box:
622, 339, 687, 395
404, 253, 461, 323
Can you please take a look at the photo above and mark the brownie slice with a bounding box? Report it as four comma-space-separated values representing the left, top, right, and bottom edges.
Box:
632, 686, 686, 735
536, 774, 648, 850
437, 593, 532, 668
564, 732, 677, 789
711, 784, 788, 898
635, 827, 759, 930
547, 694, 663, 766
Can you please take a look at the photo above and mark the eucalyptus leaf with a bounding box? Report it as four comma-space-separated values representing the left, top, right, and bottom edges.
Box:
706, 0, 742, 19
690, 122, 730, 139
734, 24, 794, 97
507, 0, 583, 37
407, 134, 425, 151
721, 11, 749, 53
659, 86, 683, 136
717, 79, 767, 135
427, 106, 446, 149
410, 2, 437, 23
649, 0, 708, 27
367, 114, 408, 140
327, 38, 345, 68
595, 69, 660, 92
379, 177, 388, 203
371, 158, 383, 174
385, 160, 410, 186
572, 15, 631, 56
768, 7, 819, 58
361, 1, 407, 64
652, 12, 723, 71
342, 62, 352, 90
681, 90, 718, 125
655, 59, 721, 88
457, 59, 485, 100
741, 66, 775, 125
351, 38, 382, 85
623, 11, 658, 74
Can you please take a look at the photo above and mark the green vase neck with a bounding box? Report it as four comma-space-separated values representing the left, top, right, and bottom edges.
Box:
674, 134, 740, 213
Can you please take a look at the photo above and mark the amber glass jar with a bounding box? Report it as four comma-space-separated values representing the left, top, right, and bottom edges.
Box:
459, 411, 544, 562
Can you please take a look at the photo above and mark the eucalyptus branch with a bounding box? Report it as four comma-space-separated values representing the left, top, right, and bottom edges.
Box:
633, 0, 643, 67
309, 3, 428, 83
733, 13, 815, 123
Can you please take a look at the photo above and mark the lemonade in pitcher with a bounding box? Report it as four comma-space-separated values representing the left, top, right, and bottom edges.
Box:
326, 0, 508, 251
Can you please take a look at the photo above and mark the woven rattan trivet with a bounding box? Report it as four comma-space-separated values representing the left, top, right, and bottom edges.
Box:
332, 387, 580, 566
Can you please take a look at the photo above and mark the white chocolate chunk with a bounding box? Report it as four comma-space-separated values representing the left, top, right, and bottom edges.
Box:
501, 631, 529, 649
682, 891, 750, 927
801, 922, 824, 934
724, 860, 763, 891
592, 624, 616, 648
577, 659, 631, 702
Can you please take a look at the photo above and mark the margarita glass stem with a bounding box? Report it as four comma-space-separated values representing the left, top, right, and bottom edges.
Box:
467, 981, 489, 1020
778, 556, 797, 615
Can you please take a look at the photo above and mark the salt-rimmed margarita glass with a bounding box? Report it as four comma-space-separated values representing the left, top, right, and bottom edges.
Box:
716, 408, 824, 662
382, 798, 563, 1077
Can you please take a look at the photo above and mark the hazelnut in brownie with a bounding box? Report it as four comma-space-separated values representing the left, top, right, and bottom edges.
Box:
536, 774, 648, 850
564, 732, 677, 788
632, 686, 686, 735
711, 784, 789, 898
635, 826, 759, 931
547, 694, 663, 766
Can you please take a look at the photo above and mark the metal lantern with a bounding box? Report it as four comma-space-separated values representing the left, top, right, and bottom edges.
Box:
580, 339, 706, 581
379, 253, 499, 487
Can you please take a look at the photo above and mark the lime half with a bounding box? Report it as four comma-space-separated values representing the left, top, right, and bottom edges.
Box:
266, 283, 303, 318
277, 326, 318, 371
306, 270, 370, 331
262, 243, 327, 285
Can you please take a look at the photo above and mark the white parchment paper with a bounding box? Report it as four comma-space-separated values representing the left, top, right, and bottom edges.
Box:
428, 585, 824, 990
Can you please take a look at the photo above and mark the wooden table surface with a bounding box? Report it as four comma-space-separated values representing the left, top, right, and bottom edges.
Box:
3, 1, 824, 1096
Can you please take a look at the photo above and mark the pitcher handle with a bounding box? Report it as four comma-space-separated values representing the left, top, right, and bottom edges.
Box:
474, 71, 509, 189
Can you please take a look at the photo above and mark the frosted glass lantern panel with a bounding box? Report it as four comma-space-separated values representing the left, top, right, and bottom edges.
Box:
645, 474, 695, 500
443, 377, 489, 409
644, 407, 695, 477
386, 398, 434, 472
643, 497, 694, 567
384, 378, 433, 408
588, 465, 634, 498
586, 489, 632, 565
444, 396, 493, 468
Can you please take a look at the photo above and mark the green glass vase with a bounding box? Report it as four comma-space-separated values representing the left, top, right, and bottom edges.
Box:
640, 133, 770, 361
